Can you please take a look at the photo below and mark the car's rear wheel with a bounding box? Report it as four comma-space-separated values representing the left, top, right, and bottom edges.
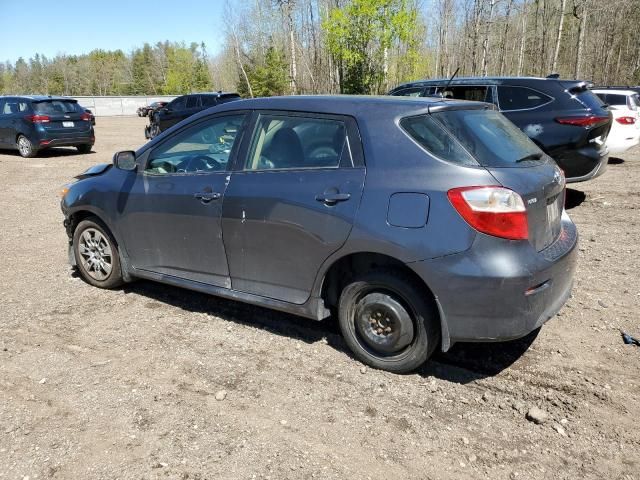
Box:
76, 144, 92, 154
73, 218, 123, 289
16, 135, 37, 158
338, 270, 439, 373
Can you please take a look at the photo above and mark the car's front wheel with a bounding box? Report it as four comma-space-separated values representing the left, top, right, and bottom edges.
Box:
16, 135, 37, 158
338, 270, 440, 373
73, 218, 124, 289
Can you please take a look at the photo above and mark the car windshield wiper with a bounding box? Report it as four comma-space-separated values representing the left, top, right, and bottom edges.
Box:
515, 153, 543, 163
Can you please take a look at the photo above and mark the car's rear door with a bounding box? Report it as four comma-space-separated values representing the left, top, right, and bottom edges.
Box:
118, 112, 249, 287
0, 98, 10, 145
222, 111, 366, 304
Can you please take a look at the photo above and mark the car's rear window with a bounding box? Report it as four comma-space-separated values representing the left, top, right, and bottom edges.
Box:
33, 100, 80, 114
574, 90, 606, 110
401, 109, 543, 167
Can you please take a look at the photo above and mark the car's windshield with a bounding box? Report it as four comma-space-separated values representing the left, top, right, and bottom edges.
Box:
33, 100, 79, 114
401, 109, 544, 167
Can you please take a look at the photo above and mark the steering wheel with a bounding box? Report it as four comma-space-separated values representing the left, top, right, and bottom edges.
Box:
182, 154, 222, 173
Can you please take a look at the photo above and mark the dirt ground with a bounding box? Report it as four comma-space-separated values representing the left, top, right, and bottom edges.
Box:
0, 116, 638, 480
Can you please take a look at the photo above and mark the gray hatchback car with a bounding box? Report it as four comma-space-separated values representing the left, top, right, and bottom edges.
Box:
61, 96, 578, 373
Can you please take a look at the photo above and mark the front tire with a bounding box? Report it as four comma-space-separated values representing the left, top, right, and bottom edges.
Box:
338, 270, 440, 373
17, 135, 37, 158
76, 144, 92, 154
73, 218, 124, 289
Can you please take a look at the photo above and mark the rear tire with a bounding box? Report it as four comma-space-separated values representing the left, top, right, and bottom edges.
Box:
77, 144, 92, 154
338, 270, 440, 373
73, 218, 124, 289
16, 135, 37, 158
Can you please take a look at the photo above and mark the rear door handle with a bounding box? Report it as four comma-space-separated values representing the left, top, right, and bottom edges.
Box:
315, 192, 351, 204
194, 191, 221, 202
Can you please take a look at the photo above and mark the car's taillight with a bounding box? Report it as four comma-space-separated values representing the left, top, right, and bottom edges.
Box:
555, 115, 609, 127
447, 186, 528, 240
24, 114, 50, 123
80, 112, 92, 121
615, 116, 636, 125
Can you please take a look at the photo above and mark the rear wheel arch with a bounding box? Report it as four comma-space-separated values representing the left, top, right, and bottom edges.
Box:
320, 252, 439, 317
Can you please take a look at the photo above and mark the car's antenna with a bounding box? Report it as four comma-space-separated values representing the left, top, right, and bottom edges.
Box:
441, 67, 460, 97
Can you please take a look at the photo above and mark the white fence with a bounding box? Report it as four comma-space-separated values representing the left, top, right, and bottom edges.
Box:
74, 95, 177, 117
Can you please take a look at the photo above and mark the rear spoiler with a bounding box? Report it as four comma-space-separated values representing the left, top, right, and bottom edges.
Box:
560, 80, 593, 93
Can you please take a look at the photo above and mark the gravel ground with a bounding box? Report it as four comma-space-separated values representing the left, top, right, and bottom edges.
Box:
0, 117, 638, 480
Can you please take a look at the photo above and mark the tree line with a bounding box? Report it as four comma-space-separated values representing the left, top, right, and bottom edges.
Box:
1, 0, 639, 98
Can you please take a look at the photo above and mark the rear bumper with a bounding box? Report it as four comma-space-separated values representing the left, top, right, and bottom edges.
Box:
38, 136, 94, 148
605, 131, 640, 155
410, 213, 578, 350
561, 145, 608, 183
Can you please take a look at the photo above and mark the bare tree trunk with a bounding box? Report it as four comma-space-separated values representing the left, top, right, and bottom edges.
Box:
552, 0, 567, 72
481, 0, 496, 76
517, 8, 527, 75
574, 0, 588, 79
498, 0, 514, 76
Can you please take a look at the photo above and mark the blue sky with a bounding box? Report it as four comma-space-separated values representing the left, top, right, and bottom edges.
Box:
0, 0, 227, 63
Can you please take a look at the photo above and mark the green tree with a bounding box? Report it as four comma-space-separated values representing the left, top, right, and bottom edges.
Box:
323, 0, 420, 94
237, 46, 289, 97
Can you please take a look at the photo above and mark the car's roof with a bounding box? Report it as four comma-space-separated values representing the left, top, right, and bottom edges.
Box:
0, 95, 77, 101
213, 94, 490, 116
394, 76, 574, 86
592, 89, 637, 96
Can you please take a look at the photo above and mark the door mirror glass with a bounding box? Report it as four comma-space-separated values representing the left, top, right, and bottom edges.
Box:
114, 151, 137, 171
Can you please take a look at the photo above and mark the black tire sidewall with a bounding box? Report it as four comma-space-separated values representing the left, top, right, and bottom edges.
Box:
73, 218, 123, 289
338, 271, 439, 373
77, 145, 92, 154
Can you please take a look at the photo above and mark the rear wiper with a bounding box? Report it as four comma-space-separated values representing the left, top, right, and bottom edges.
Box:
515, 153, 543, 163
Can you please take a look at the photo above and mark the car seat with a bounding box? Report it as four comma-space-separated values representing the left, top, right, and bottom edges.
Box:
266, 128, 304, 168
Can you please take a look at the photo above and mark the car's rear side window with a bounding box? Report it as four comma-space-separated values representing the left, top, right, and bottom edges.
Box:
497, 86, 552, 110
595, 93, 628, 107
400, 115, 477, 166
33, 100, 79, 114
2, 99, 29, 114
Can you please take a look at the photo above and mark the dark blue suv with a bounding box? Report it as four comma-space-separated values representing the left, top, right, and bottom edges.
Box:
0, 96, 94, 158
389, 77, 612, 183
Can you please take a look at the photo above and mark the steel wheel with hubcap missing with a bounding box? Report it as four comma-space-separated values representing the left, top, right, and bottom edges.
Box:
73, 218, 123, 289
338, 270, 439, 373
17, 135, 36, 158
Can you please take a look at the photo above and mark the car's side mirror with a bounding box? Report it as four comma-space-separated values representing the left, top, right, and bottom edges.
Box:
162, 108, 170, 113
113, 150, 137, 171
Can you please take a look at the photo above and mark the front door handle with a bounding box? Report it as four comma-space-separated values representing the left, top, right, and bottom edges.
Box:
315, 192, 351, 205
194, 191, 221, 202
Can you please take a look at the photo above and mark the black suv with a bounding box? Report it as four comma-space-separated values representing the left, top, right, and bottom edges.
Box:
0, 96, 94, 157
389, 77, 612, 182
145, 92, 240, 139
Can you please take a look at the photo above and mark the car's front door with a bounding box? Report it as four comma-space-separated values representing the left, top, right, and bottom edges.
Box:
159, 95, 187, 131
119, 112, 248, 287
222, 112, 366, 304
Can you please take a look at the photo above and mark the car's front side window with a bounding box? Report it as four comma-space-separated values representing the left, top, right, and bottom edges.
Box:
245, 114, 350, 171
145, 114, 246, 175
169, 96, 186, 111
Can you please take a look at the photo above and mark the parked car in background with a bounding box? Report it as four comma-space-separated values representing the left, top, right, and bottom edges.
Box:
61, 95, 577, 373
145, 92, 241, 139
137, 101, 168, 117
592, 88, 640, 155
388, 76, 612, 183
0, 96, 94, 157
